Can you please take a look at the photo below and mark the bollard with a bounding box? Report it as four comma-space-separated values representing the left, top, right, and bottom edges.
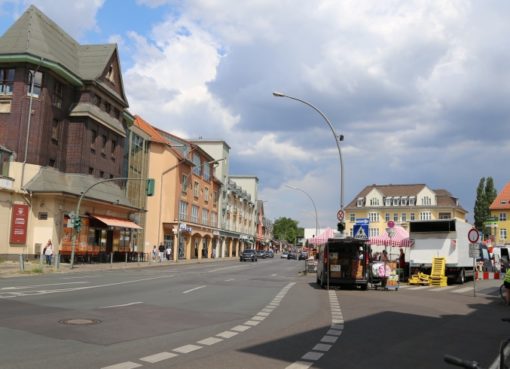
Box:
304, 259, 308, 275
19, 254, 25, 272
55, 252, 60, 270
137, 253, 140, 266
110, 252, 113, 268
125, 252, 128, 264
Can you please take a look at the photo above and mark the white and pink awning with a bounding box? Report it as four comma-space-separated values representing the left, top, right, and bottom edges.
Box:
307, 227, 335, 245
369, 225, 413, 247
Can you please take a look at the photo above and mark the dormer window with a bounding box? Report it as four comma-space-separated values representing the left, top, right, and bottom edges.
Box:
393, 197, 400, 206
385, 197, 392, 206
409, 196, 416, 206
369, 198, 380, 206
401, 197, 408, 206
357, 197, 364, 207
106, 64, 115, 83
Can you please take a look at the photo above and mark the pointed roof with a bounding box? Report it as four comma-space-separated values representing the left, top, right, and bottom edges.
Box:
133, 115, 169, 145
490, 182, 510, 210
0, 5, 127, 104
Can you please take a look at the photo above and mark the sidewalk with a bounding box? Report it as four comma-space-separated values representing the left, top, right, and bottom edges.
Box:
0, 257, 235, 278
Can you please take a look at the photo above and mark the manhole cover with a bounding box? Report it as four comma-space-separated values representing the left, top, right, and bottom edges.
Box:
59, 318, 101, 325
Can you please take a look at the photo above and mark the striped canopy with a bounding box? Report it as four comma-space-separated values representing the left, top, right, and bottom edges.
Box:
369, 225, 413, 247
307, 227, 335, 245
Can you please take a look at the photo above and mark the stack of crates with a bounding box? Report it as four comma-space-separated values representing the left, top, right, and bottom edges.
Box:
430, 257, 448, 287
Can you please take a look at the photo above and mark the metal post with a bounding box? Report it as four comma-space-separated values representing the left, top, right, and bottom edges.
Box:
125, 252, 128, 264
110, 252, 113, 267
19, 254, 24, 272
55, 252, 60, 270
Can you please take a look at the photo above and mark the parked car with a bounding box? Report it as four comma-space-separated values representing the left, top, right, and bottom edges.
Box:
281, 252, 289, 259
287, 252, 298, 260
240, 249, 257, 262
256, 250, 267, 259
265, 250, 274, 258
298, 252, 309, 260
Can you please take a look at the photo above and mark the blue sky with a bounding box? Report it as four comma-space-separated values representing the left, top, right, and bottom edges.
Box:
2, 1, 510, 231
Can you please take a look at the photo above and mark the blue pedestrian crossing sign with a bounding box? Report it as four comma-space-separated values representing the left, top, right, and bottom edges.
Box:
353, 223, 369, 240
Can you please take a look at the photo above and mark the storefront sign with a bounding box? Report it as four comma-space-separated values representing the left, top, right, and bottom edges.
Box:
10, 204, 29, 244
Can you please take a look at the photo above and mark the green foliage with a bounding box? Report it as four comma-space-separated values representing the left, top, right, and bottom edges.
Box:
474, 176, 498, 234
273, 217, 299, 244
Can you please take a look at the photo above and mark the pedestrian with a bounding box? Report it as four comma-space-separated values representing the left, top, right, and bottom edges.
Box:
152, 245, 158, 262
381, 250, 389, 262
504, 266, 510, 305
399, 248, 405, 269
166, 247, 171, 261
44, 239, 53, 265
158, 243, 165, 262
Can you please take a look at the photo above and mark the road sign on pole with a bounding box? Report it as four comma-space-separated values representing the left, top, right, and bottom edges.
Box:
468, 228, 479, 244
337, 210, 344, 221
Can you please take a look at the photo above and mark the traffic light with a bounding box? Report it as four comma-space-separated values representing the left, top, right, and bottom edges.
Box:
146, 178, 155, 196
74, 217, 81, 232
337, 221, 345, 233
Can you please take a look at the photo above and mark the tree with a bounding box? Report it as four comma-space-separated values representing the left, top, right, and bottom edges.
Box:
474, 176, 498, 234
273, 217, 299, 244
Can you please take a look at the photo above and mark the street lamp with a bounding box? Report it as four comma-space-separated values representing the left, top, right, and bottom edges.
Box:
285, 185, 319, 239
273, 92, 344, 223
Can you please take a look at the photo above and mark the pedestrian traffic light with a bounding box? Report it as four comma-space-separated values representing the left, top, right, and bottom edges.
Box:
146, 178, 155, 196
337, 221, 345, 232
74, 217, 81, 232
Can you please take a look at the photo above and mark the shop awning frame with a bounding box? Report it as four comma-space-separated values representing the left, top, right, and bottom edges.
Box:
91, 215, 142, 229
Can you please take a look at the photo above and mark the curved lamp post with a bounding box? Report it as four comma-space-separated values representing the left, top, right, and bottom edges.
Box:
285, 184, 319, 238
273, 92, 344, 216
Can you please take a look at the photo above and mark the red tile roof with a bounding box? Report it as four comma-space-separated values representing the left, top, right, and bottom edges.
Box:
490, 182, 510, 210
133, 115, 168, 144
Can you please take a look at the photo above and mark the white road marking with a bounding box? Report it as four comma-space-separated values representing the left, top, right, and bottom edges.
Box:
1, 281, 88, 290
224, 278, 235, 282
216, 330, 238, 339
251, 316, 265, 321
139, 352, 177, 363
302, 351, 324, 361
321, 335, 338, 343
198, 337, 223, 345
244, 320, 261, 326
430, 286, 457, 292
101, 362, 142, 369
207, 265, 244, 273
453, 286, 475, 294
99, 302, 143, 309
173, 344, 202, 354
182, 285, 206, 294
231, 325, 251, 332
313, 343, 332, 352
286, 361, 313, 369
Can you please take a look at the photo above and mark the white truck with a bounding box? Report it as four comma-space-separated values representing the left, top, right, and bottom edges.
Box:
408, 219, 491, 284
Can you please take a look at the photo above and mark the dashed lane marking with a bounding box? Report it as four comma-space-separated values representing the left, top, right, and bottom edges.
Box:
173, 344, 202, 354
139, 352, 177, 363
101, 362, 142, 369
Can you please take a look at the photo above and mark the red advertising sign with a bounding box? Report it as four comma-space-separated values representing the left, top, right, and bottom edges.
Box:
10, 204, 29, 244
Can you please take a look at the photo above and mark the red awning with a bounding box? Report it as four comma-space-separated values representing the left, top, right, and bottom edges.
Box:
91, 215, 142, 229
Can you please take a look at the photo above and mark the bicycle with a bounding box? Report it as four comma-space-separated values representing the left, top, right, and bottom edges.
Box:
444, 318, 510, 369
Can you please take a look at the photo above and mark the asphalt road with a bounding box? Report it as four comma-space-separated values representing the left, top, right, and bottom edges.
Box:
0, 258, 507, 369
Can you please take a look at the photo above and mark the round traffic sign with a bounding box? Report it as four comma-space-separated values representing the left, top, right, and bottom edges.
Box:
387, 220, 395, 228
337, 210, 344, 221
467, 228, 479, 243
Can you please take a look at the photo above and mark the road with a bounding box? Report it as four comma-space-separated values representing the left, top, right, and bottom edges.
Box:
0, 258, 507, 369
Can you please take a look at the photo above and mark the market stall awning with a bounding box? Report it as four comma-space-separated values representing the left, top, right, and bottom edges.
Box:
91, 215, 142, 229
308, 227, 335, 245
369, 225, 412, 247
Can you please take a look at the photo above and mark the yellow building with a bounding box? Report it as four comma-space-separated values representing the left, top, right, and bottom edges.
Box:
344, 184, 468, 237
489, 181, 510, 245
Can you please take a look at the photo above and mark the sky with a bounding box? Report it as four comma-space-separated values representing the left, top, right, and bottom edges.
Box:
1, 0, 510, 231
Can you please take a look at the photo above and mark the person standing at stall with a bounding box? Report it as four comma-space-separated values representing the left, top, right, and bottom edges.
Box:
43, 239, 53, 265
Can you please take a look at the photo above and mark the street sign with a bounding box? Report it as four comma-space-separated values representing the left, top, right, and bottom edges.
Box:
469, 243, 480, 258
353, 223, 369, 240
355, 218, 370, 225
337, 210, 344, 221
468, 227, 479, 243
387, 220, 395, 228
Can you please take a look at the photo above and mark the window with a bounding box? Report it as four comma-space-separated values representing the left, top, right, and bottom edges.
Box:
393, 213, 398, 222
51, 119, 59, 143
439, 212, 451, 219
191, 205, 199, 223
410, 213, 415, 221
350, 213, 355, 222
211, 212, 217, 227
501, 229, 507, 240
401, 197, 408, 206
368, 212, 379, 222
203, 163, 211, 181
357, 197, 364, 207
101, 135, 107, 155
0, 148, 11, 176
369, 228, 379, 237
393, 197, 400, 206
114, 108, 120, 120
204, 187, 209, 202
103, 101, 111, 114
52, 81, 63, 108
27, 70, 43, 97
421, 196, 431, 206
409, 197, 416, 206
214, 191, 219, 205
0, 68, 15, 95
106, 64, 115, 83
385, 213, 390, 222
179, 201, 188, 221
401, 213, 407, 222
111, 139, 116, 154
90, 130, 97, 151
94, 95, 102, 107
202, 209, 209, 225
181, 175, 188, 193
384, 197, 392, 206
420, 211, 432, 220
500, 213, 507, 221
369, 198, 379, 206
192, 153, 201, 175
193, 181, 199, 198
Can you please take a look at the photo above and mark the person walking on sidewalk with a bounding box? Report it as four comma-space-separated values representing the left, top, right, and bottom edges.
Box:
43, 240, 53, 265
